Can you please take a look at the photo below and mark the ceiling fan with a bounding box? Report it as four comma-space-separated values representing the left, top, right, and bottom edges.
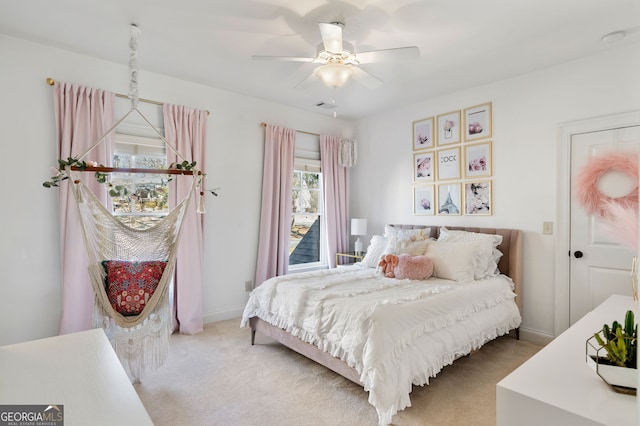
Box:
253, 22, 420, 89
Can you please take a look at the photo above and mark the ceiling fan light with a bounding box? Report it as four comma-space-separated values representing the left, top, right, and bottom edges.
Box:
314, 63, 353, 87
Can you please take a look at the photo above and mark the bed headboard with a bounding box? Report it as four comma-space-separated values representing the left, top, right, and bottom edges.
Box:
388, 225, 523, 312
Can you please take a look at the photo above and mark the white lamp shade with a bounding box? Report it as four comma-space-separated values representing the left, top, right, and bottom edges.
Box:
351, 218, 367, 236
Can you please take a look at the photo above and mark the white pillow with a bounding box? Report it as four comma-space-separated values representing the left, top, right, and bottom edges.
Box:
384, 238, 430, 256
361, 235, 389, 268
382, 225, 431, 256
438, 227, 503, 279
424, 240, 479, 282
383, 225, 431, 242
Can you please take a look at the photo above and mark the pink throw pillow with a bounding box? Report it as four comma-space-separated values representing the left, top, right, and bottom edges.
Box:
394, 254, 433, 280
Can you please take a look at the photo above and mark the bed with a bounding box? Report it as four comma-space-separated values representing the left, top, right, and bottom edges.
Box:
241, 225, 522, 425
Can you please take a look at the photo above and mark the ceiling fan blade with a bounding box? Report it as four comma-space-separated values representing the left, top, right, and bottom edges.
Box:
294, 72, 319, 89
319, 22, 343, 53
356, 46, 420, 64
252, 55, 315, 62
351, 66, 383, 89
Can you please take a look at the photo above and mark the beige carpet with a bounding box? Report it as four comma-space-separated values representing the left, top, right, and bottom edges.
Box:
135, 319, 542, 426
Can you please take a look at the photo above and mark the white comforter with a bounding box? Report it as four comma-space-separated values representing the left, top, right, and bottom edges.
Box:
241, 266, 521, 425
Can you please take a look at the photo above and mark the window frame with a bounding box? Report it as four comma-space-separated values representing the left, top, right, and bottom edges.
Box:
288, 165, 327, 272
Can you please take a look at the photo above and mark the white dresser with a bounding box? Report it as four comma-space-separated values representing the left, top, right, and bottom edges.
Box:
497, 294, 638, 426
0, 328, 153, 426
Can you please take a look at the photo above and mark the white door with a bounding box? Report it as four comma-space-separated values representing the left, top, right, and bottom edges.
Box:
569, 125, 640, 324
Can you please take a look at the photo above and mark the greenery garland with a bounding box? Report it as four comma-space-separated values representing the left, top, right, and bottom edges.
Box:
43, 158, 197, 191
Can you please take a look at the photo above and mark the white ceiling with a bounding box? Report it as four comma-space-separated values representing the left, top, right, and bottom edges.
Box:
1, 0, 639, 120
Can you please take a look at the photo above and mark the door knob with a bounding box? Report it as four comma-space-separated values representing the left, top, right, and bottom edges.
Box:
574, 251, 583, 258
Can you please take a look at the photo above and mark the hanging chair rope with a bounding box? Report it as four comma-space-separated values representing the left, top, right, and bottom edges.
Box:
129, 24, 141, 110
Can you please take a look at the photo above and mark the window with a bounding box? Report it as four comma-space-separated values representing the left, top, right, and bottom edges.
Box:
110, 134, 169, 230
289, 169, 324, 269
287, 132, 326, 271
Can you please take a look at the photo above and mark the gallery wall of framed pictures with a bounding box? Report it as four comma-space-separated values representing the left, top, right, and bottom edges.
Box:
412, 102, 493, 216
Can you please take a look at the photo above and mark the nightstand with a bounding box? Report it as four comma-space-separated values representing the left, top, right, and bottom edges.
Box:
335, 252, 365, 266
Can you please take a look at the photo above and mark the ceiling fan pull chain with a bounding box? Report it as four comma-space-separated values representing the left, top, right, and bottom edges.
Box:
332, 87, 338, 118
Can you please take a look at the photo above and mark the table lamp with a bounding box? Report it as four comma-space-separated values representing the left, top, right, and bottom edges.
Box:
351, 218, 367, 256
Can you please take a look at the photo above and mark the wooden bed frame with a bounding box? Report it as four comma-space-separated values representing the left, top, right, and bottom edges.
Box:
249, 226, 522, 386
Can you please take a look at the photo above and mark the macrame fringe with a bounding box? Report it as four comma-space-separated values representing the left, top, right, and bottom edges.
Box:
95, 300, 171, 383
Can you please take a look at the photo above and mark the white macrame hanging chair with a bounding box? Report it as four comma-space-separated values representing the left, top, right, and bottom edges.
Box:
65, 24, 203, 382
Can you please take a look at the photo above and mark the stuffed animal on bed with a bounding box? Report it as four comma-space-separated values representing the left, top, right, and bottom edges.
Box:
394, 254, 433, 280
378, 254, 399, 277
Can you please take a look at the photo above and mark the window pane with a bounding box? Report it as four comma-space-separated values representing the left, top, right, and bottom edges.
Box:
292, 171, 301, 187
303, 173, 320, 189
114, 154, 132, 168
308, 190, 319, 213
289, 214, 320, 265
135, 155, 166, 169
110, 175, 169, 214
110, 150, 169, 216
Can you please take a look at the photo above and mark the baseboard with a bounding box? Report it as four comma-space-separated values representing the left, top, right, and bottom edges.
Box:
519, 327, 554, 346
203, 306, 244, 324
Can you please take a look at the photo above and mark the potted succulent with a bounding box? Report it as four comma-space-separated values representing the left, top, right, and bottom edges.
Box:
586, 310, 638, 394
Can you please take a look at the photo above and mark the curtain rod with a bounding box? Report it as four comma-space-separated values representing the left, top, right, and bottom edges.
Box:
47, 78, 210, 115
260, 122, 319, 137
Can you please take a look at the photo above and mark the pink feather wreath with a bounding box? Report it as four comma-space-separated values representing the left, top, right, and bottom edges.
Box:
575, 152, 639, 216
575, 152, 639, 251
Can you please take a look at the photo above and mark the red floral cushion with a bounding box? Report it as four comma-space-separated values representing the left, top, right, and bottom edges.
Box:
102, 260, 167, 316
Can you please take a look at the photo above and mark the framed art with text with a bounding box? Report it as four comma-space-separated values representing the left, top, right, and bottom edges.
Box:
436, 146, 461, 180
463, 102, 492, 141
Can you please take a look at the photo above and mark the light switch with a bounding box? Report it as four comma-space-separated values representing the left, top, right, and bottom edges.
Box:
542, 221, 553, 235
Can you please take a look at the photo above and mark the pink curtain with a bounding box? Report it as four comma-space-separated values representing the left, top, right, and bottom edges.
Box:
255, 124, 296, 286
54, 82, 115, 335
320, 135, 349, 268
163, 104, 207, 335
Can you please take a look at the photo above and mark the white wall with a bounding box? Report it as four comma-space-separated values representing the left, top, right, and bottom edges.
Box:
0, 34, 349, 345
351, 41, 640, 342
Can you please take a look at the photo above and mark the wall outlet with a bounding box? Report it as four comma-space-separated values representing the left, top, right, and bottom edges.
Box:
244, 280, 253, 292
542, 221, 553, 235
